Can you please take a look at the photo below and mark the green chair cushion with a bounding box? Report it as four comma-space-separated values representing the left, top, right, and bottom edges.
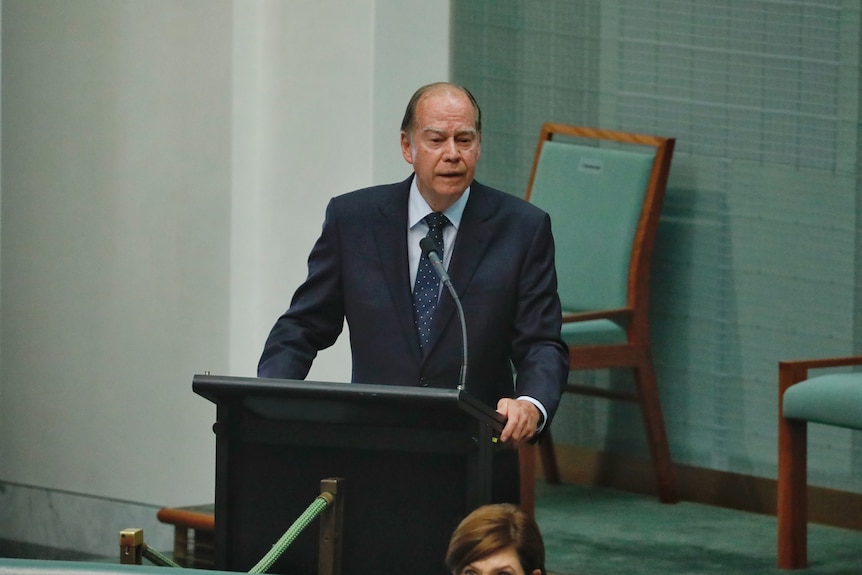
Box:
782, 373, 862, 430
560, 318, 628, 346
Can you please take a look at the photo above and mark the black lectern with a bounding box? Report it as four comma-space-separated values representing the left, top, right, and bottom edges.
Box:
193, 374, 506, 575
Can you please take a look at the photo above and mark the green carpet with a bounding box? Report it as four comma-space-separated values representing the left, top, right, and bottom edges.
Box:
535, 482, 862, 575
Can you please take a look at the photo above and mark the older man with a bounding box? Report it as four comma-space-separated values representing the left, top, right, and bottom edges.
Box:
258, 82, 568, 500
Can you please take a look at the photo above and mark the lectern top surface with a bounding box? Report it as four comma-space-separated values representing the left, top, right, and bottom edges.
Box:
192, 373, 505, 434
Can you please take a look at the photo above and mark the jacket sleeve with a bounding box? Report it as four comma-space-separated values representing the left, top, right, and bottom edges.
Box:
510, 211, 570, 426
258, 200, 346, 379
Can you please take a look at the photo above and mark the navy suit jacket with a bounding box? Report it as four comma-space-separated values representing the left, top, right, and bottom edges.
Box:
259, 176, 568, 426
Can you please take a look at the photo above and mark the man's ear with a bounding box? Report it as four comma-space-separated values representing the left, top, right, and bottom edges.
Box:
530, 570, 542, 575
400, 131, 414, 165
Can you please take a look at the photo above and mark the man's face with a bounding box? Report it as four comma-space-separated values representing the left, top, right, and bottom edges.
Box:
400, 88, 481, 211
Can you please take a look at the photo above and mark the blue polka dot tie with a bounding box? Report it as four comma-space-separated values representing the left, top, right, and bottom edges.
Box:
413, 212, 450, 349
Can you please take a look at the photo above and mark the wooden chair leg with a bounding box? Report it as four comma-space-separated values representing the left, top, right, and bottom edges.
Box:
519, 444, 536, 517
634, 356, 679, 503
539, 429, 561, 485
778, 416, 808, 569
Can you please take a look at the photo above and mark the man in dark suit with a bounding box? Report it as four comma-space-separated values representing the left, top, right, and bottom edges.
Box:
258, 82, 568, 498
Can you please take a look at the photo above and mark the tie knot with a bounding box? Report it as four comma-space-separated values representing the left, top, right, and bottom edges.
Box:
424, 212, 450, 233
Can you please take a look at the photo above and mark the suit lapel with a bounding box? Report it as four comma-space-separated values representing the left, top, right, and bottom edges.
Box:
425, 182, 495, 356
373, 177, 423, 362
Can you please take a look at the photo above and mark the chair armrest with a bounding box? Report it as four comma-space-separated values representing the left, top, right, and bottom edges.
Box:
779, 355, 862, 394
562, 308, 633, 324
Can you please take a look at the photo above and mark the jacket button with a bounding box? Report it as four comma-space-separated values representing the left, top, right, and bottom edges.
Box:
419, 377, 429, 387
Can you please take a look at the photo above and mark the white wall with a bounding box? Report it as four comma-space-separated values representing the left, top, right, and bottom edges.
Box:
228, 0, 451, 382
0, 0, 449, 509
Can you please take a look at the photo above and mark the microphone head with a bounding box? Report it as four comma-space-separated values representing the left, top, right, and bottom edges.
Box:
419, 236, 439, 259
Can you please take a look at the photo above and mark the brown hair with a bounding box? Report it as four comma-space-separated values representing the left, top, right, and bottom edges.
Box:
445, 504, 546, 575
400, 82, 482, 137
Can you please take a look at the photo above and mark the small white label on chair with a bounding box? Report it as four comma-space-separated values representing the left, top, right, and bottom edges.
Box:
579, 157, 604, 174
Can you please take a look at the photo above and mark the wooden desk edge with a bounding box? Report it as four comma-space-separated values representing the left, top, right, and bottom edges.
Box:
157, 507, 215, 532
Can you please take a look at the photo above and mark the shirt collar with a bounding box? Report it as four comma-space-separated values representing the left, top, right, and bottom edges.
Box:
408, 177, 470, 230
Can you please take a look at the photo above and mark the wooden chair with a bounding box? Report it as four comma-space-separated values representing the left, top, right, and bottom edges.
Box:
777, 355, 862, 569
523, 123, 678, 504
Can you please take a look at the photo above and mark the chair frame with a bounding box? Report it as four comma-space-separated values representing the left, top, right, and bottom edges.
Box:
524, 123, 678, 504
777, 354, 862, 569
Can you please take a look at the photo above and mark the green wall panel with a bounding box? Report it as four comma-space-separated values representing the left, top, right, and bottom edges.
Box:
452, 0, 862, 492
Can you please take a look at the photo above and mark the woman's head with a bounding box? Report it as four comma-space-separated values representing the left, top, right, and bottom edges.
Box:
445, 504, 546, 575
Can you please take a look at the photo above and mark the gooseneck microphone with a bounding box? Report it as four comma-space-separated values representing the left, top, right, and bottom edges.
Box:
420, 236, 468, 392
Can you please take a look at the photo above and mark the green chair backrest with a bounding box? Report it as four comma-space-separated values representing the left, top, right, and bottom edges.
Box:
528, 140, 655, 312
